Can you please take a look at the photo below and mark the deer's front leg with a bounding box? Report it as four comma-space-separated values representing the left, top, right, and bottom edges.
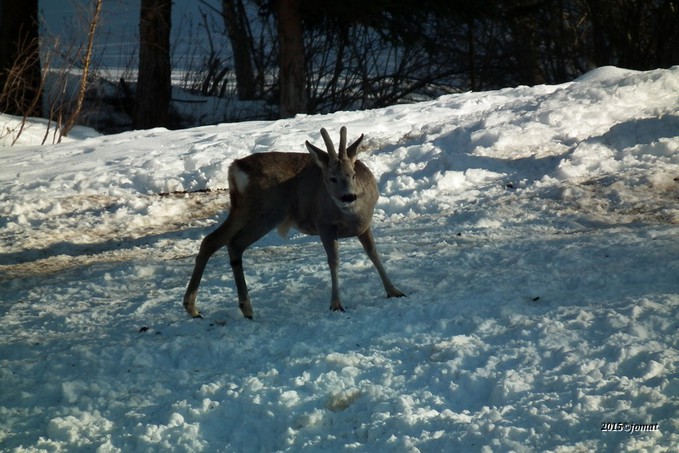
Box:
357, 228, 405, 298
320, 230, 344, 312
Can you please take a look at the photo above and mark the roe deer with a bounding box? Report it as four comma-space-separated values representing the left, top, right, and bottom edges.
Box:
183, 126, 405, 319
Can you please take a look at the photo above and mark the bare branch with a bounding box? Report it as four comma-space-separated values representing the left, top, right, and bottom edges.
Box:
60, 0, 103, 139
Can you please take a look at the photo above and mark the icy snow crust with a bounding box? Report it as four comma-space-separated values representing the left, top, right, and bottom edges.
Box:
1, 66, 678, 452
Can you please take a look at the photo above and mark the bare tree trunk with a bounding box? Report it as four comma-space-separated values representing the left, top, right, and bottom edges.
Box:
277, 0, 307, 118
0, 0, 42, 117
511, 18, 545, 86
467, 19, 476, 91
222, 0, 257, 100
136, 0, 172, 129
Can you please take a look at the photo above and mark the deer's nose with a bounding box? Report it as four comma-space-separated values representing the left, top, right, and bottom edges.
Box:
341, 194, 357, 203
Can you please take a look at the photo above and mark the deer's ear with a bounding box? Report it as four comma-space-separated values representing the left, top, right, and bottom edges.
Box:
346, 134, 364, 161
306, 141, 329, 169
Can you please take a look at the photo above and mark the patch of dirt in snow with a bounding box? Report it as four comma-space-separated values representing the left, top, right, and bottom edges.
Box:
0, 190, 229, 281
563, 174, 679, 225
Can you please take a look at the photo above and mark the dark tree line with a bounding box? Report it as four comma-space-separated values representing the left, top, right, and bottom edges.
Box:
214, 0, 679, 117
1, 0, 678, 133
0, 0, 42, 118
0, 0, 172, 134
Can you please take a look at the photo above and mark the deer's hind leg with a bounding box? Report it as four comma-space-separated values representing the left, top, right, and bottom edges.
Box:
183, 211, 248, 318
227, 212, 286, 319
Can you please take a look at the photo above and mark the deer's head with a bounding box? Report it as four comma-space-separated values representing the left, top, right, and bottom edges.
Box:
306, 127, 365, 213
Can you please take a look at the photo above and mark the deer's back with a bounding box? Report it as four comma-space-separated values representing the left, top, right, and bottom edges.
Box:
230, 152, 313, 190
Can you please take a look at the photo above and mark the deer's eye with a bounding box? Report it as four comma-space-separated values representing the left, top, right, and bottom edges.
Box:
329, 176, 338, 184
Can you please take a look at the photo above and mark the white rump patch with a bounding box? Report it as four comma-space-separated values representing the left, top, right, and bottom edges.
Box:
231, 166, 250, 193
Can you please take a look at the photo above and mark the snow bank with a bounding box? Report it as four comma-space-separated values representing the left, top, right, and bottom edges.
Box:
1, 66, 678, 452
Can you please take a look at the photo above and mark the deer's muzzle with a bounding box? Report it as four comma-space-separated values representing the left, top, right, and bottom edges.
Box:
340, 193, 357, 204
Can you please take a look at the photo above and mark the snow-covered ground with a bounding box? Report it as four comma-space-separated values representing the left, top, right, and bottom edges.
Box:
1, 66, 678, 452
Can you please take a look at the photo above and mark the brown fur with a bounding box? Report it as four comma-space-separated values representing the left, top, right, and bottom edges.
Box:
183, 127, 404, 319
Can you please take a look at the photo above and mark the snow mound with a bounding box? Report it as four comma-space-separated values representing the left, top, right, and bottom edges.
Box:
1, 66, 678, 452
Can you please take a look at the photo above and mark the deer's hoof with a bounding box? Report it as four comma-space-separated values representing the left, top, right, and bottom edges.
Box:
185, 305, 203, 318
239, 301, 254, 319
387, 287, 406, 298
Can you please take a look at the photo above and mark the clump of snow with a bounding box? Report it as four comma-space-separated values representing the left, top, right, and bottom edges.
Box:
0, 113, 100, 147
1, 66, 679, 452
